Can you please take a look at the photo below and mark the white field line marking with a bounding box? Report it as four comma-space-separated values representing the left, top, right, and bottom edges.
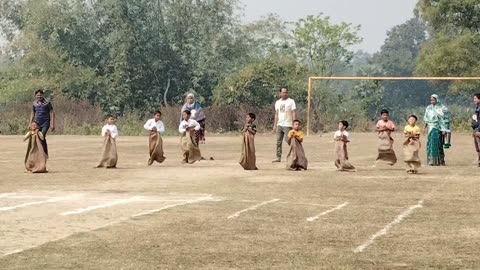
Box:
0, 194, 82, 212
353, 200, 424, 253
6, 195, 56, 199
227, 199, 280, 219
2, 195, 217, 258
306, 202, 349, 222
132, 195, 215, 218
60, 196, 143, 216
0, 193, 16, 199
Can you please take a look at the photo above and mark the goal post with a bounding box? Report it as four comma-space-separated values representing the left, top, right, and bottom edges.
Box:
306, 76, 480, 136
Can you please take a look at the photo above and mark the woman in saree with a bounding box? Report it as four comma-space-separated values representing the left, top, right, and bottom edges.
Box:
424, 94, 451, 166
180, 93, 206, 145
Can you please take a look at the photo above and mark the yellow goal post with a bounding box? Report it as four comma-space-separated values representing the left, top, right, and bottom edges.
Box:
306, 76, 480, 136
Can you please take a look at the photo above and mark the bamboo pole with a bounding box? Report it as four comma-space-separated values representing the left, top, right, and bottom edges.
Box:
309, 76, 480, 81
307, 77, 312, 136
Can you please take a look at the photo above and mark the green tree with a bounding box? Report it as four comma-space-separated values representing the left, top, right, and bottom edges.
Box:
416, 0, 480, 93
371, 17, 438, 117
213, 56, 307, 108
293, 15, 362, 76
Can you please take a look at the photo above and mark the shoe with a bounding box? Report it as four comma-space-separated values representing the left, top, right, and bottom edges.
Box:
148, 159, 153, 166
272, 159, 281, 163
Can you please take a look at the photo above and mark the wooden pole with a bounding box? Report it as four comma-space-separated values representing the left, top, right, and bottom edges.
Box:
307, 77, 312, 136
309, 76, 480, 81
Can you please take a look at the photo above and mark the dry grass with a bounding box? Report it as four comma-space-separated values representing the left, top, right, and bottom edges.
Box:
0, 133, 479, 269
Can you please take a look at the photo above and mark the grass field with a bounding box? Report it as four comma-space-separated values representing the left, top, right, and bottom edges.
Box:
1, 133, 479, 269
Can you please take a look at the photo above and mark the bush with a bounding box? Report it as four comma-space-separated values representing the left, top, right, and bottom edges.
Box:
1, 94, 474, 136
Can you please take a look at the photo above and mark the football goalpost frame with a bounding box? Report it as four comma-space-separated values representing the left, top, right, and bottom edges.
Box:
306, 76, 480, 136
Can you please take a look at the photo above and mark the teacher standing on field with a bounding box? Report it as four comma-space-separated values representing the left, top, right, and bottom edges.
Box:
29, 89, 55, 157
272, 87, 296, 163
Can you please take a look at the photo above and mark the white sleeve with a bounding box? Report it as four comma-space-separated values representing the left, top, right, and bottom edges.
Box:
274, 100, 279, 112
333, 131, 339, 138
192, 120, 201, 131
110, 126, 118, 139
179, 121, 186, 133
101, 125, 107, 136
158, 121, 165, 133
144, 119, 152, 130
291, 99, 297, 110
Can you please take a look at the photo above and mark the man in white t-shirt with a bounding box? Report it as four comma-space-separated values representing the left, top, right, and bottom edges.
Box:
272, 87, 296, 162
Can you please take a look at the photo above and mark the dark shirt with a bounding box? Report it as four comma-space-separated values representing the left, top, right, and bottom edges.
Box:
33, 100, 53, 127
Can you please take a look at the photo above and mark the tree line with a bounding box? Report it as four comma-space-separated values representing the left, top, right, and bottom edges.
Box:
0, 0, 478, 132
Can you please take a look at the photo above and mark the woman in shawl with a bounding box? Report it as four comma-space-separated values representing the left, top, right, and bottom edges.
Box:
424, 94, 450, 166
24, 121, 48, 173
180, 93, 206, 145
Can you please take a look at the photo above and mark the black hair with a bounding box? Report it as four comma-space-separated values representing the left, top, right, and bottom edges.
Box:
380, 109, 389, 115
248, 113, 256, 120
340, 120, 349, 128
31, 120, 40, 126
183, 110, 191, 116
35, 89, 44, 95
154, 110, 162, 116
475, 93, 480, 99
293, 119, 301, 124
408, 114, 418, 121
105, 114, 114, 119
279, 87, 288, 92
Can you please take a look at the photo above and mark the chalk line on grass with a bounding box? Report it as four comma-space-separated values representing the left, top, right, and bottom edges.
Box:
227, 199, 280, 219
1, 195, 216, 258
132, 195, 215, 218
0, 193, 16, 199
306, 202, 349, 222
353, 200, 424, 253
0, 194, 82, 212
60, 196, 143, 216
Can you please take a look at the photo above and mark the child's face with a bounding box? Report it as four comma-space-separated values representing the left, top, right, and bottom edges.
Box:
338, 122, 345, 131
107, 117, 115, 125
35, 92, 44, 102
293, 121, 301, 131
154, 113, 161, 121
381, 113, 389, 121
246, 115, 253, 123
408, 117, 417, 126
183, 112, 190, 121
31, 122, 39, 130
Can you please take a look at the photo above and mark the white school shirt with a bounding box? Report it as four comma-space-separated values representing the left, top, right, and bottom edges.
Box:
102, 124, 118, 139
334, 130, 350, 140
143, 119, 165, 133
179, 119, 201, 133
275, 98, 296, 127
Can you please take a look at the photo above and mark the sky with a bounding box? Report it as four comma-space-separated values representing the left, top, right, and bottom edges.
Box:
240, 0, 418, 53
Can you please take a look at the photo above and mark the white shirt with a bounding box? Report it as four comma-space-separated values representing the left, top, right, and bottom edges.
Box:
334, 130, 350, 141
102, 124, 118, 139
179, 119, 201, 133
144, 119, 165, 133
275, 98, 296, 127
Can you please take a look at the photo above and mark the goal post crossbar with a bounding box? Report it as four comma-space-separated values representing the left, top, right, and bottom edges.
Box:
306, 76, 480, 136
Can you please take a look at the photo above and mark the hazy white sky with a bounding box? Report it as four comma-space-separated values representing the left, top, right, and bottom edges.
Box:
240, 0, 418, 53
